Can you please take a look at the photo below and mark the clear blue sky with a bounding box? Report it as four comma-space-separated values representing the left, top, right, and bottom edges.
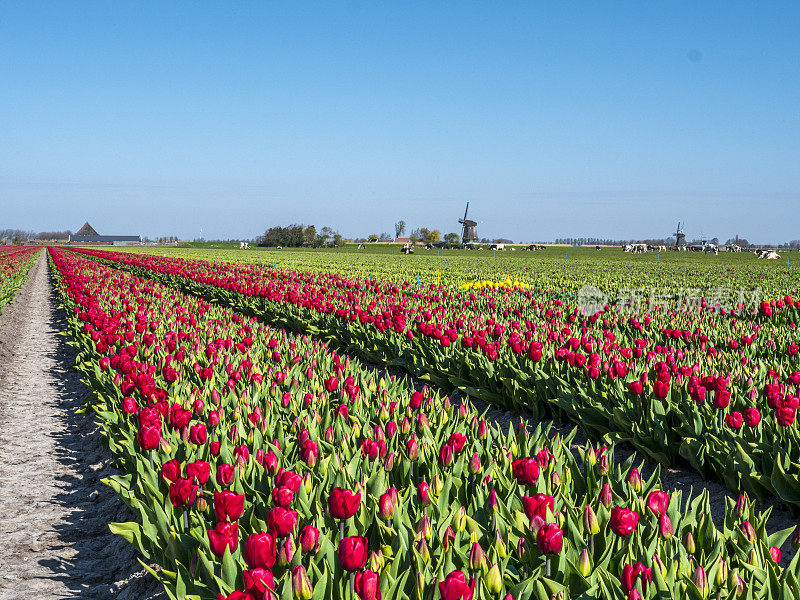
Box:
1, 2, 798, 243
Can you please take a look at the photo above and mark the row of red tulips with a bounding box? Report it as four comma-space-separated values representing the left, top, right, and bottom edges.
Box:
0, 246, 39, 314
50, 246, 800, 599
69, 247, 800, 512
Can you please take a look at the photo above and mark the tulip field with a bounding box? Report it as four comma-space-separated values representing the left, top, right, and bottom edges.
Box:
70, 247, 800, 507
37, 244, 800, 599
0, 246, 40, 315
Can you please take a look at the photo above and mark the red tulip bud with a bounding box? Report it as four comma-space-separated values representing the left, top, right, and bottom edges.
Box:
659, 513, 673, 539
469, 452, 481, 474
291, 565, 312, 600
469, 542, 486, 572
691, 565, 708, 597
598, 483, 612, 507
583, 505, 600, 535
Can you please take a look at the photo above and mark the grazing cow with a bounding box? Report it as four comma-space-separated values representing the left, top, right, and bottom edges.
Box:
595, 245, 601, 250
626, 243, 647, 254
358, 243, 365, 249
239, 242, 249, 249
755, 249, 780, 259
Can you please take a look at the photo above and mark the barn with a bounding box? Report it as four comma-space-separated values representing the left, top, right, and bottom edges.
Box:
68, 222, 141, 245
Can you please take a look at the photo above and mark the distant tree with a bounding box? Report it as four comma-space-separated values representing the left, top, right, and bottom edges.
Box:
260, 227, 282, 246
303, 225, 317, 246
378, 232, 392, 242
726, 237, 750, 247
259, 224, 305, 247
493, 238, 513, 244
409, 229, 421, 244
444, 232, 460, 245
368, 234, 379, 242
711, 237, 719, 245
333, 233, 343, 247
319, 226, 334, 245
427, 230, 442, 244
394, 220, 406, 238
287, 224, 304, 246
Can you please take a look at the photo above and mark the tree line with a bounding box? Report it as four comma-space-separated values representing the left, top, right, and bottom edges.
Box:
0, 229, 71, 242
258, 224, 343, 248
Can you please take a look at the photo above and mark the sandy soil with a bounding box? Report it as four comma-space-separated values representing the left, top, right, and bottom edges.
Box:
0, 253, 165, 600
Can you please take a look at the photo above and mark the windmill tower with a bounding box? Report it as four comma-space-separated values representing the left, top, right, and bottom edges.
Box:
459, 202, 478, 245
673, 222, 686, 247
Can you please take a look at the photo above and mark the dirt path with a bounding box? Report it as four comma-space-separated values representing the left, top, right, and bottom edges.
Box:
0, 252, 165, 600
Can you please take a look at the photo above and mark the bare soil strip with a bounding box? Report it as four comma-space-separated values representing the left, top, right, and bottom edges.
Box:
0, 252, 164, 600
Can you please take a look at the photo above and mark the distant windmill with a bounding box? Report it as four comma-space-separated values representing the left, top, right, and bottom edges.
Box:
673, 222, 686, 247
459, 202, 479, 245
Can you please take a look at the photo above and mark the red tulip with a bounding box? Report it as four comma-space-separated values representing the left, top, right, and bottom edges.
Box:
609, 507, 639, 537
268, 507, 297, 538
621, 562, 651, 594
161, 458, 181, 483
216, 463, 235, 486
214, 490, 245, 522
328, 487, 361, 520
337, 536, 368, 571
744, 407, 761, 427
208, 521, 239, 557
378, 488, 397, 520
417, 481, 432, 506
137, 424, 161, 450
243, 568, 275, 596
653, 380, 669, 400
185, 460, 211, 484
189, 423, 207, 444
511, 458, 540, 485
713, 389, 731, 409
276, 469, 302, 492
726, 411, 743, 430
168, 477, 198, 508
645, 490, 669, 516
522, 494, 555, 520
299, 525, 320, 554
628, 380, 643, 395
243, 531, 276, 569
355, 569, 381, 600
272, 486, 295, 508
439, 443, 454, 466
438, 570, 475, 600
598, 482, 613, 507
536, 523, 563, 555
